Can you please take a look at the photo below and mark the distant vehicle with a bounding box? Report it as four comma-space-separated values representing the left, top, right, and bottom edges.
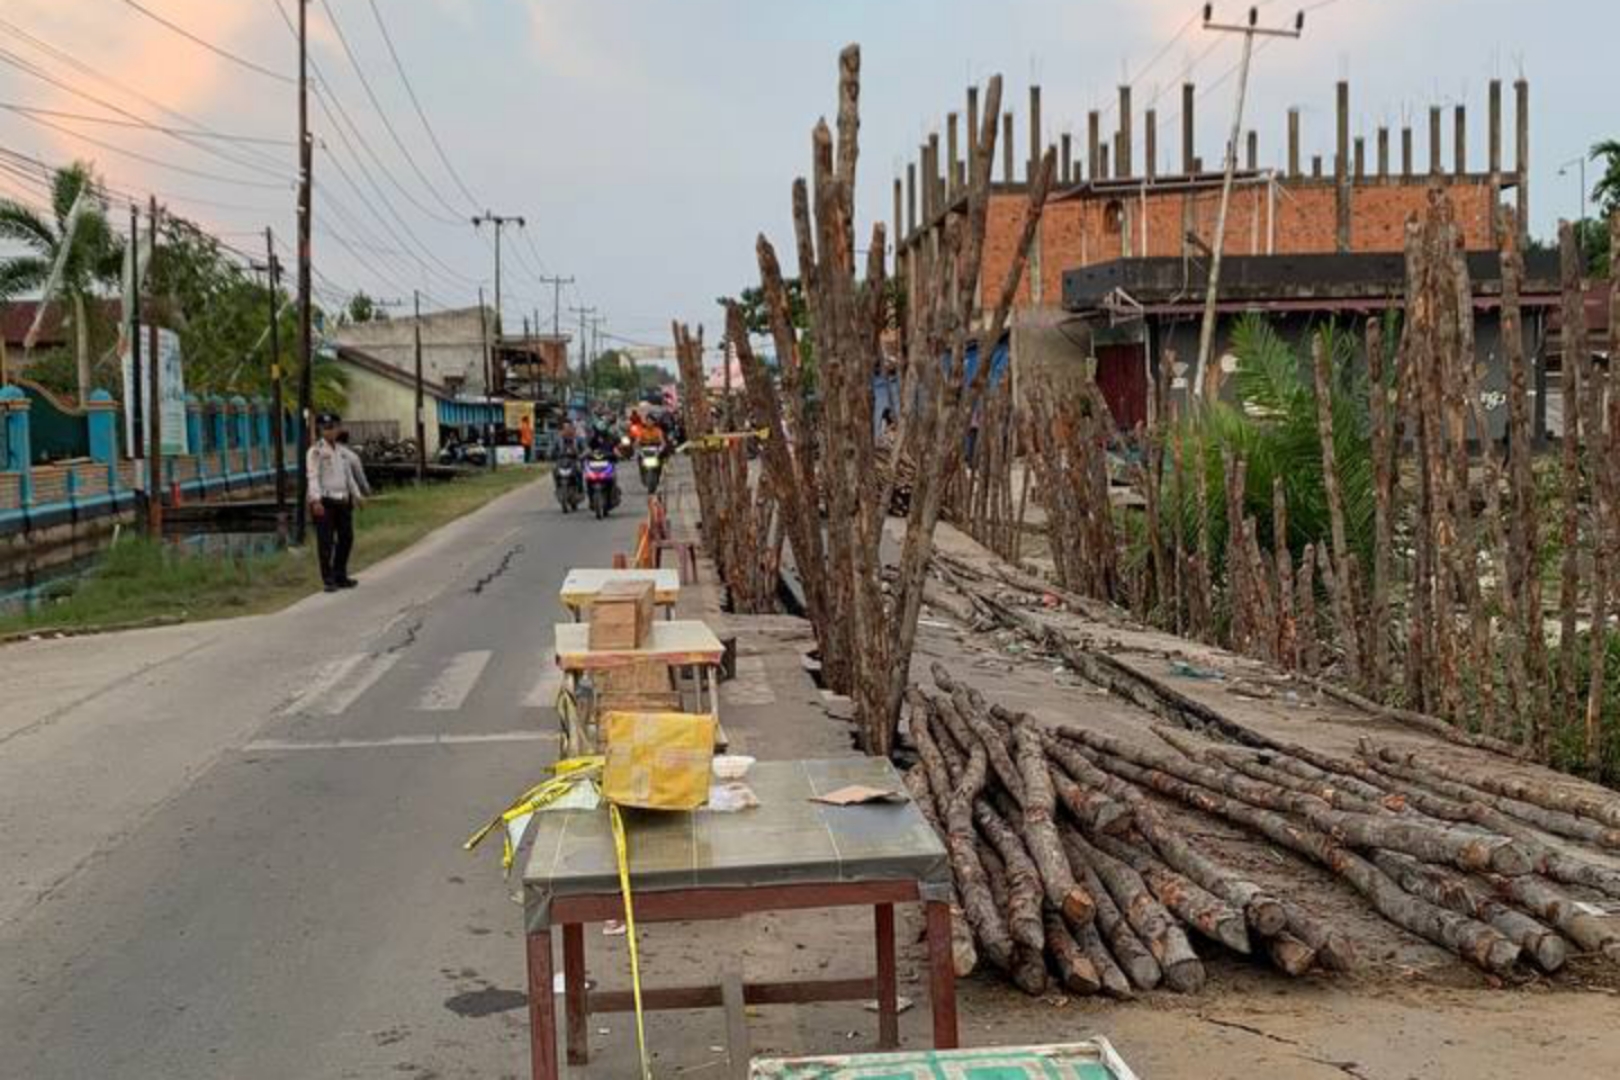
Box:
553, 450, 582, 512
583, 451, 620, 519
637, 444, 663, 494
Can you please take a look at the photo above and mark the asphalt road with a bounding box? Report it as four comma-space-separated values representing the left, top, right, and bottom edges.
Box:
0, 474, 643, 1079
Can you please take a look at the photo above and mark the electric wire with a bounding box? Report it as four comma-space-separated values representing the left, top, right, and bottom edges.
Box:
113, 0, 294, 83
315, 0, 469, 222
362, 0, 481, 208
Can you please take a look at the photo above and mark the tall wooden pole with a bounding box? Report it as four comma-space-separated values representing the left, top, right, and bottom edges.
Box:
266, 227, 287, 515
147, 196, 163, 539
414, 289, 426, 483
295, 0, 314, 545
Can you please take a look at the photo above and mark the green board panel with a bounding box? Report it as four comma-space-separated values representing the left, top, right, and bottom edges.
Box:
751, 1040, 1137, 1080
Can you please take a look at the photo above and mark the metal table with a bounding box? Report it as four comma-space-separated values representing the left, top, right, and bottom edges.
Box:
517, 757, 959, 1080
558, 567, 682, 621
553, 620, 725, 755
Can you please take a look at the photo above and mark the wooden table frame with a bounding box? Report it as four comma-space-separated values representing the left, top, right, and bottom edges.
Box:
523, 881, 959, 1079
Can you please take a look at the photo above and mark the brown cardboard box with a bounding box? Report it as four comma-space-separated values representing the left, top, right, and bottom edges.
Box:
587, 579, 655, 649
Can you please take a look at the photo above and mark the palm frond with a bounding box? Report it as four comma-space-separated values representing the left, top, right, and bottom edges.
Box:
0, 256, 50, 298
0, 202, 57, 252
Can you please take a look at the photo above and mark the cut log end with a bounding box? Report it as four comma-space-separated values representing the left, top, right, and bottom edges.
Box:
1245, 896, 1289, 938
1265, 932, 1318, 977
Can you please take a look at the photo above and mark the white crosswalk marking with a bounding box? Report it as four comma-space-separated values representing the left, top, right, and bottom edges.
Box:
243, 730, 556, 753
318, 653, 402, 716
417, 650, 493, 711
278, 654, 365, 716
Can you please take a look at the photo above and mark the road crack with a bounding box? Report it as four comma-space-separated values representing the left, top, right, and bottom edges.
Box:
1198, 1015, 1373, 1079
470, 544, 524, 595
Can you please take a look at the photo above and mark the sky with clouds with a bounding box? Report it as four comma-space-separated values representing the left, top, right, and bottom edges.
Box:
0, 0, 1613, 351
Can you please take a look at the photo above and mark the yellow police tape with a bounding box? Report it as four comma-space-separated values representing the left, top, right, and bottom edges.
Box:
610, 802, 652, 1080
678, 428, 769, 454
466, 756, 654, 1079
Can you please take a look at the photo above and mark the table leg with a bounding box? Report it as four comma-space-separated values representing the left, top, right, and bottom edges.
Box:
874, 903, 899, 1049
525, 928, 559, 1080
923, 900, 959, 1050
563, 923, 589, 1065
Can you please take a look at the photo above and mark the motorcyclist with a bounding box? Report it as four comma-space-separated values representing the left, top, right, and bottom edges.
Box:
587, 419, 617, 458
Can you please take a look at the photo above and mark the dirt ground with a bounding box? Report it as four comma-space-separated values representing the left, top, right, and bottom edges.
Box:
556, 494, 1620, 1078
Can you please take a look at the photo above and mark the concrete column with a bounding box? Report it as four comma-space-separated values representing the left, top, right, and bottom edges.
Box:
1060, 132, 1073, 183
1354, 136, 1366, 180
210, 396, 229, 477
1488, 79, 1503, 173
946, 112, 960, 196
1181, 82, 1195, 174
1454, 105, 1467, 175
1515, 78, 1529, 244
1488, 78, 1502, 243
1144, 108, 1157, 180
892, 177, 902, 253
231, 395, 251, 465
1287, 108, 1300, 177
185, 394, 203, 475
1099, 143, 1110, 181
1028, 85, 1042, 182
254, 398, 271, 469
1335, 80, 1350, 252
1311, 155, 1323, 178
1401, 126, 1413, 177
2, 387, 33, 506
1116, 85, 1132, 178
1377, 127, 1389, 178
1087, 110, 1101, 180
1429, 106, 1443, 174
85, 389, 118, 464
966, 86, 979, 171
1246, 130, 1258, 171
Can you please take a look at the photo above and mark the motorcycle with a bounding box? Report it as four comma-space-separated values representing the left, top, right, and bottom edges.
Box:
637, 444, 664, 494
553, 452, 583, 513
583, 452, 621, 520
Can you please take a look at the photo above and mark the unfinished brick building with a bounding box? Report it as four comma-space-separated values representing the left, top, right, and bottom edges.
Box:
894, 77, 1530, 310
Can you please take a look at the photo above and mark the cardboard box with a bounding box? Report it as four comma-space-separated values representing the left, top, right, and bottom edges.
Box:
588, 579, 655, 649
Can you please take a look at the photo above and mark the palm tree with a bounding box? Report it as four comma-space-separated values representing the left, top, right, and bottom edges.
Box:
1591, 139, 1620, 219
0, 162, 121, 404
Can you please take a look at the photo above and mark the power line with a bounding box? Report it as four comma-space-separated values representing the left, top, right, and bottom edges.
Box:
0, 104, 292, 189
362, 0, 481, 208
314, 0, 469, 222
0, 101, 294, 145
0, 23, 291, 176
267, 0, 465, 228
114, 0, 294, 83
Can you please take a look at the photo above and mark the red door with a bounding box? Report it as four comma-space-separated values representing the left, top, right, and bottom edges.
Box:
1094, 343, 1147, 430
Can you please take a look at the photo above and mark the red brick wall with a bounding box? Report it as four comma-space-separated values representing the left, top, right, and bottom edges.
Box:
975, 177, 1499, 310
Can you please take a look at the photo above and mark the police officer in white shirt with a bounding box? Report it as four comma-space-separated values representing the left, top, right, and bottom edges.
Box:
307, 413, 361, 592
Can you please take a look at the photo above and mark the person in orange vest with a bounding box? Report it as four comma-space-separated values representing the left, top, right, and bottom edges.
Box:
518, 413, 535, 463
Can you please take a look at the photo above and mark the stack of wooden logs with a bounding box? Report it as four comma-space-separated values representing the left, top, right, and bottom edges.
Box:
905, 663, 1344, 995
905, 659, 1620, 997
672, 321, 782, 613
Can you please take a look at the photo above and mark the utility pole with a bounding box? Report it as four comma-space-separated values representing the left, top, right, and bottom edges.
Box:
294, 0, 315, 545
471, 211, 525, 396
569, 304, 596, 401
1191, 4, 1304, 401
147, 196, 163, 539
128, 201, 147, 531
265, 227, 287, 515
538, 274, 574, 338
414, 289, 426, 483
478, 285, 496, 470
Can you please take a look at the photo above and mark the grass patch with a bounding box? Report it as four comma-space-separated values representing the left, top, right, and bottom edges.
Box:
1, 466, 545, 635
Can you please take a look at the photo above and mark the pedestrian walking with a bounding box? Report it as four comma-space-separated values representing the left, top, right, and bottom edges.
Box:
518, 412, 535, 463
307, 413, 362, 592
335, 429, 372, 501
